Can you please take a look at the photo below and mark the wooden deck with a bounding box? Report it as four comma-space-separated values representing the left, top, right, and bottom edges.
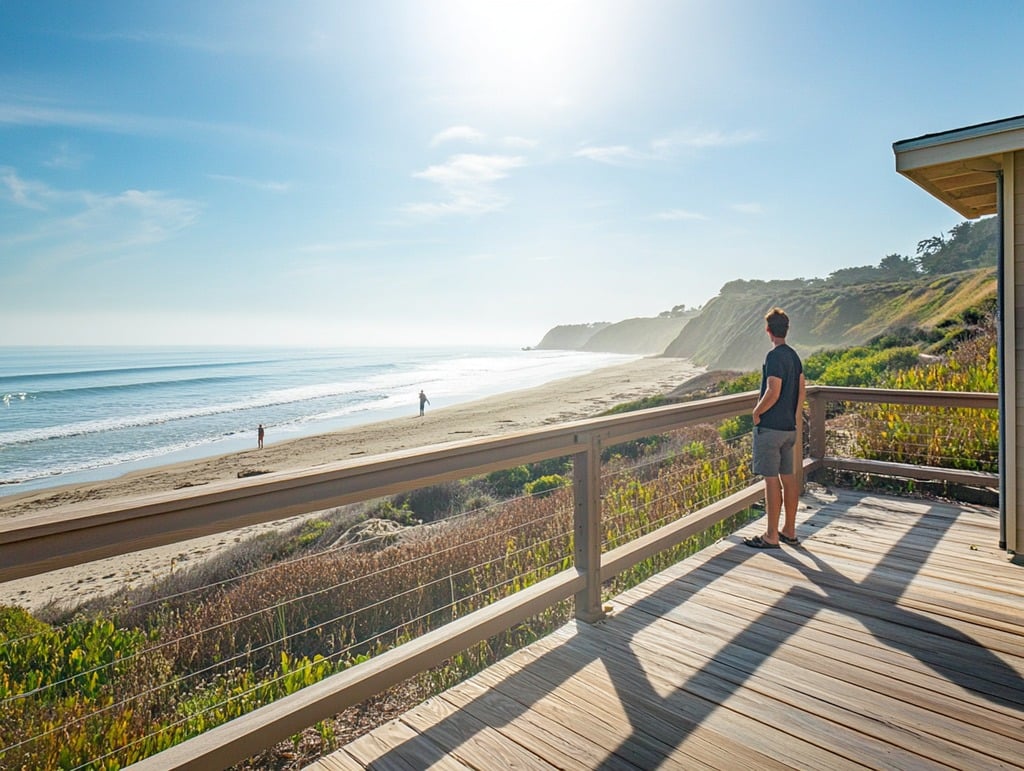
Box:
309, 488, 1024, 770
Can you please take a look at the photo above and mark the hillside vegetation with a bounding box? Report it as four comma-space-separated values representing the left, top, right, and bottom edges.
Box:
663, 268, 995, 370
537, 217, 998, 370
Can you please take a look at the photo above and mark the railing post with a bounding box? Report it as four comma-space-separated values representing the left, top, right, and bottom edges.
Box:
794, 404, 805, 492
807, 390, 826, 461
573, 432, 604, 623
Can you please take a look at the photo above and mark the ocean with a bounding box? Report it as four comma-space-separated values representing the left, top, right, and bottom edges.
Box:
0, 346, 638, 496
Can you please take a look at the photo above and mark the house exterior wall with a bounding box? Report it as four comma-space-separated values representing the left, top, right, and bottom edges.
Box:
893, 123, 1022, 557
1013, 151, 1023, 553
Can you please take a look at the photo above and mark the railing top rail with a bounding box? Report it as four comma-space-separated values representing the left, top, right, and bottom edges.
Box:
0, 390, 757, 582
0, 386, 995, 583
806, 385, 996, 408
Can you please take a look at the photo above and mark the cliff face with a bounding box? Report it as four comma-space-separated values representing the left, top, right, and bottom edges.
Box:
534, 268, 996, 369
535, 323, 611, 350
535, 316, 692, 355
582, 316, 691, 354
661, 268, 996, 370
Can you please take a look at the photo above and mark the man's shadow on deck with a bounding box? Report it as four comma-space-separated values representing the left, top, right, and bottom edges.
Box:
368, 493, 1024, 769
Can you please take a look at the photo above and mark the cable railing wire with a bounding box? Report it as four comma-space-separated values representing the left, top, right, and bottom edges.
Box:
0, 414, 776, 767
61, 544, 577, 771
1, 500, 568, 713
2, 492, 578, 762
3, 447, 718, 720
0, 419, 765, 762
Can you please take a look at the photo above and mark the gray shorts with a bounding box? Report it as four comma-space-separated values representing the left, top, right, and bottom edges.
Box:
752, 426, 796, 476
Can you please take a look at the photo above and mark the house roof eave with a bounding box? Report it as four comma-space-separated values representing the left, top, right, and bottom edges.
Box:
893, 115, 1024, 218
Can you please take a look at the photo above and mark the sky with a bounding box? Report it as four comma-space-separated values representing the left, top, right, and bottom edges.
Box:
1, 0, 1021, 348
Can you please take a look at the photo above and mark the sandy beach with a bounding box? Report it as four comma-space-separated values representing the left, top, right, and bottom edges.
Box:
0, 356, 702, 612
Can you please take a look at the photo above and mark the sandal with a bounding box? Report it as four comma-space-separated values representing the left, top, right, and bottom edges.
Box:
779, 533, 801, 545
743, 535, 780, 549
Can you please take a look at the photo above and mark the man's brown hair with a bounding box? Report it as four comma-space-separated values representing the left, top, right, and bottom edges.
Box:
765, 307, 790, 338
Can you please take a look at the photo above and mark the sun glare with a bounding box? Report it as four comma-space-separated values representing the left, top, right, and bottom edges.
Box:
413, 0, 624, 119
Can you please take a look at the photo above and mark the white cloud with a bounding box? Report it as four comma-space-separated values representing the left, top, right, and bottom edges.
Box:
0, 101, 120, 130
208, 173, 291, 192
731, 202, 764, 214
430, 125, 485, 147
1, 168, 51, 209
72, 29, 229, 52
503, 136, 539, 149
44, 141, 90, 170
653, 129, 760, 152
405, 153, 525, 218
652, 209, 708, 221
0, 169, 199, 267
573, 145, 639, 164
0, 95, 296, 150
576, 128, 759, 166
415, 154, 522, 186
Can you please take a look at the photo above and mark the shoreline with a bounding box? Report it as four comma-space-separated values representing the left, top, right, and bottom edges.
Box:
0, 356, 703, 611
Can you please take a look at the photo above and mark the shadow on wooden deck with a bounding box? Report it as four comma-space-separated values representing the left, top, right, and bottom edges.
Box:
314, 488, 1024, 769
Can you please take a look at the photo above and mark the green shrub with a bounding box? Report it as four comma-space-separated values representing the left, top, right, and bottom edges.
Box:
0, 616, 149, 702
602, 434, 668, 462
815, 346, 920, 386
600, 395, 669, 415
0, 605, 50, 640
486, 465, 531, 497
718, 371, 760, 394
524, 474, 569, 497
394, 481, 466, 522
370, 499, 418, 526
527, 456, 571, 478
683, 440, 707, 459
718, 415, 752, 441
853, 319, 997, 471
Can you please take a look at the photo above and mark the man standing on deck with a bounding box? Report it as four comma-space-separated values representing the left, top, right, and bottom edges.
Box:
745, 307, 806, 549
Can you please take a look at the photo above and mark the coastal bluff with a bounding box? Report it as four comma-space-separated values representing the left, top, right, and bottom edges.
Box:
534, 267, 996, 371
534, 315, 693, 355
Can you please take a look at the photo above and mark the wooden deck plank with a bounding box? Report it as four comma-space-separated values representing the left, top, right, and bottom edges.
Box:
323, 717, 473, 770
615, 586, 1024, 763
521, 624, 880, 770
651, 544, 1024, 675
564, 613, 992, 769
671, 538, 1024, 677
473, 644, 793, 771
397, 695, 559, 770
312, 489, 1024, 770
441, 675, 667, 771
657, 573, 1024, 731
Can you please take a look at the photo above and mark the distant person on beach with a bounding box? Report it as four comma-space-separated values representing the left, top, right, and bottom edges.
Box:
745, 307, 805, 549
257, 423, 265, 449
418, 390, 430, 417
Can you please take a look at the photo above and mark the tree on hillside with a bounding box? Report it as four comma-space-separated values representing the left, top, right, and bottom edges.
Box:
828, 264, 885, 285
719, 278, 814, 295
916, 217, 997, 275
878, 253, 918, 279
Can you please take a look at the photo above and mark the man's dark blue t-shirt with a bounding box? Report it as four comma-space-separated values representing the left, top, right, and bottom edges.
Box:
759, 343, 803, 431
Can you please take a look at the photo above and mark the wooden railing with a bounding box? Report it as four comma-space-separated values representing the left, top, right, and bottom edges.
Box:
0, 386, 998, 770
